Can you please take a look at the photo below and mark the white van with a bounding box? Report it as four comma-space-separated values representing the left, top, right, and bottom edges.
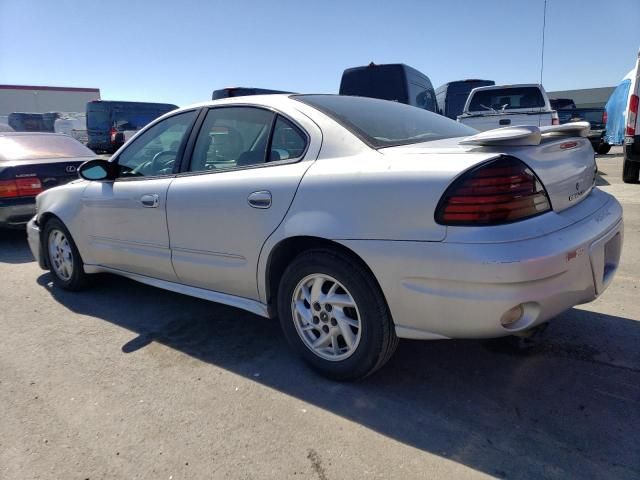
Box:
54, 116, 88, 145
622, 49, 640, 183
458, 84, 558, 132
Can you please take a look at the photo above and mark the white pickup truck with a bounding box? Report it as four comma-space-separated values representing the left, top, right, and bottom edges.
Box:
457, 84, 559, 132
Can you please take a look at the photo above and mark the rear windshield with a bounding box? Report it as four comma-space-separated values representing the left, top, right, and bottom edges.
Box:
558, 109, 604, 124
340, 66, 407, 102
445, 81, 494, 118
295, 95, 477, 148
0, 134, 94, 161
113, 112, 164, 131
467, 87, 545, 112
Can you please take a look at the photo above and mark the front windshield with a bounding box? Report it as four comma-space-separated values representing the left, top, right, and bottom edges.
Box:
295, 95, 477, 148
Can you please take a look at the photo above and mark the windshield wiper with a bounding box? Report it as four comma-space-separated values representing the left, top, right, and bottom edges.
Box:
479, 104, 498, 114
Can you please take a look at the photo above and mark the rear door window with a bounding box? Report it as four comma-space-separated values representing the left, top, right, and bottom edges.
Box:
188, 107, 275, 172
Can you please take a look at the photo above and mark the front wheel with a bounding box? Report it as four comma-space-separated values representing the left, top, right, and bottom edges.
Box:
623, 158, 640, 183
277, 249, 398, 380
43, 218, 89, 291
596, 143, 611, 155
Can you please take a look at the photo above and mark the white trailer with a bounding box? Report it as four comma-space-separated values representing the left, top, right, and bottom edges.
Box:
0, 85, 101, 117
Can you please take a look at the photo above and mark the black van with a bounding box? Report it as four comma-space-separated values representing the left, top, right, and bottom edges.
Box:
435, 79, 495, 119
339, 63, 437, 111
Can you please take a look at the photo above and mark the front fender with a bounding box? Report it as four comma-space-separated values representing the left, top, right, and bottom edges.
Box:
36, 181, 91, 261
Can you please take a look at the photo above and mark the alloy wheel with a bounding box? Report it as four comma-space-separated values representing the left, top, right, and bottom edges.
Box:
291, 273, 362, 361
48, 229, 74, 281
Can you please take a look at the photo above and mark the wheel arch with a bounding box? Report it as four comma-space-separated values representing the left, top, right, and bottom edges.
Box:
37, 212, 64, 268
263, 235, 390, 318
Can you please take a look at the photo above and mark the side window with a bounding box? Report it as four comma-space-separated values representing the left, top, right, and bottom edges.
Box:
409, 83, 437, 112
117, 110, 196, 178
270, 116, 307, 160
189, 107, 275, 172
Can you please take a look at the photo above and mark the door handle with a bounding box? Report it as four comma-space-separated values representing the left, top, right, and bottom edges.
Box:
140, 194, 159, 208
247, 190, 272, 209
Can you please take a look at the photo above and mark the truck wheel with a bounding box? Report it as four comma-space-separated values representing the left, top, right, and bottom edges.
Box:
623, 159, 640, 184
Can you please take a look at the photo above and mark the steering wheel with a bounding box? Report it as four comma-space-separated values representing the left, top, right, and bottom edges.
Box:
149, 150, 177, 174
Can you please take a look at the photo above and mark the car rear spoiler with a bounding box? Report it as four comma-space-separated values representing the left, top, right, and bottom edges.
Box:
459, 121, 590, 146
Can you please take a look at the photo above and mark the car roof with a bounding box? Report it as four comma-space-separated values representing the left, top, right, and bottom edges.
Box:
179, 93, 295, 111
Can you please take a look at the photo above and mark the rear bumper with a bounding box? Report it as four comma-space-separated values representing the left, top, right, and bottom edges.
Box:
624, 135, 640, 163
341, 192, 623, 340
87, 139, 114, 153
0, 198, 36, 228
587, 131, 605, 146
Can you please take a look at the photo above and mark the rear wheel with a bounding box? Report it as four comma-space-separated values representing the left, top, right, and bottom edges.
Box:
623, 158, 640, 183
277, 249, 398, 380
596, 143, 611, 155
43, 218, 89, 291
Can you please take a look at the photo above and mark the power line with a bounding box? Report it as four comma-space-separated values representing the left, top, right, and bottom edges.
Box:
540, 0, 547, 85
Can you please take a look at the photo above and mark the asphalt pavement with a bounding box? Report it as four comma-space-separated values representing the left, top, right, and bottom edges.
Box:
0, 147, 638, 479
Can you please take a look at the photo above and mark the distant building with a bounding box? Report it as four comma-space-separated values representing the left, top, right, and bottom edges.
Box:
547, 87, 615, 109
0, 84, 101, 117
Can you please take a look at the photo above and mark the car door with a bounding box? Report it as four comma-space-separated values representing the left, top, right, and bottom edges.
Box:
166, 105, 320, 300
81, 109, 198, 280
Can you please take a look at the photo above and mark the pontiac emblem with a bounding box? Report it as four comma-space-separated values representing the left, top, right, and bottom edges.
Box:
65, 165, 77, 173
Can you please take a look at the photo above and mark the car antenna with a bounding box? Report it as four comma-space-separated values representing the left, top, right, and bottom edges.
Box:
539, 0, 547, 86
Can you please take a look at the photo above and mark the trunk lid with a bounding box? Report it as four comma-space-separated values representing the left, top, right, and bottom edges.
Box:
505, 136, 597, 212
0, 156, 91, 192
381, 123, 597, 214
457, 122, 596, 212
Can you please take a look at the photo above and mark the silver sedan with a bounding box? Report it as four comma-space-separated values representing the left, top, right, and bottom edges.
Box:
27, 94, 623, 379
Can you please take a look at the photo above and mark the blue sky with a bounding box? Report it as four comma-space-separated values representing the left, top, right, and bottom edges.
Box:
1, 0, 638, 106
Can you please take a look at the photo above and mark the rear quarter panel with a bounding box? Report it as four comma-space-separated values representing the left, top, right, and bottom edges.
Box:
256, 149, 496, 301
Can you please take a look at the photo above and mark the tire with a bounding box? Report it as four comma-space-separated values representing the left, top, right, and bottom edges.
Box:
622, 158, 640, 184
42, 218, 89, 291
596, 143, 611, 155
277, 249, 398, 380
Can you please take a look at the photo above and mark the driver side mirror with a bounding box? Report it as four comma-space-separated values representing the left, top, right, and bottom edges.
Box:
78, 159, 116, 181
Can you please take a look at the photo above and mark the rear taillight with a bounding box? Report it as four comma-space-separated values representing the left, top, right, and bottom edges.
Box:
0, 178, 43, 198
435, 156, 551, 226
602, 110, 608, 125
110, 127, 117, 144
552, 112, 560, 125
626, 94, 639, 136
